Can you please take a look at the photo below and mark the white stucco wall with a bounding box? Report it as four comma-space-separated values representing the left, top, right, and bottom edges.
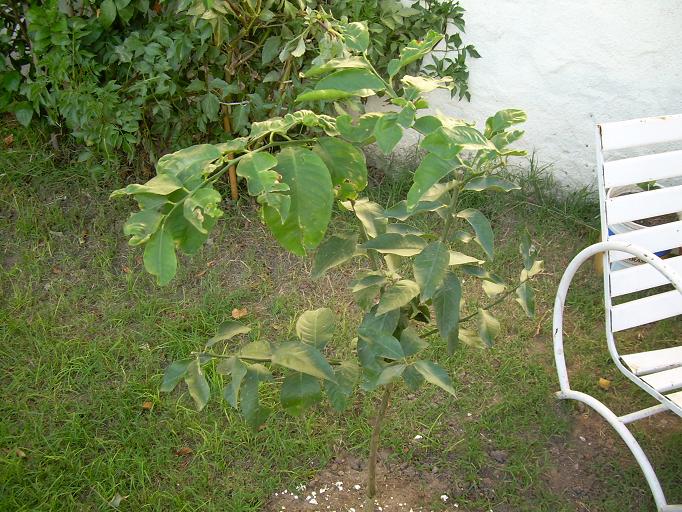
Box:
424, 1, 682, 188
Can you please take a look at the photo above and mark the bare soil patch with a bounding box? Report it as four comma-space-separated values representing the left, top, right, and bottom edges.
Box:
265, 452, 454, 512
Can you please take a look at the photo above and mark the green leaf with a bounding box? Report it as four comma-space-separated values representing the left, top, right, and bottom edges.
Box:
262, 35, 281, 64
343, 21, 369, 51
296, 308, 336, 348
291, 37, 306, 57
143, 226, 177, 286
413, 241, 449, 301
280, 372, 321, 415
316, 68, 385, 94
457, 209, 494, 260
482, 280, 506, 298
515, 282, 535, 318
376, 280, 420, 316
413, 115, 442, 135
346, 198, 386, 238
257, 192, 291, 224
362, 233, 426, 256
184, 358, 210, 411
201, 93, 220, 119
413, 360, 456, 397
406, 153, 459, 209
236, 152, 285, 196
359, 305, 400, 337
388, 30, 443, 77
421, 126, 491, 160
156, 144, 223, 184
478, 309, 500, 347
402, 365, 424, 391
239, 340, 273, 360
160, 359, 192, 392
123, 210, 163, 246
111, 174, 184, 198
313, 137, 367, 199
271, 341, 336, 381
263, 147, 333, 256
240, 365, 272, 428
100, 0, 117, 27
295, 89, 357, 103
485, 109, 527, 137
383, 199, 446, 221
449, 251, 484, 266
311, 235, 358, 279
399, 327, 428, 357
324, 362, 359, 411
458, 328, 486, 349
183, 188, 222, 234
401, 75, 452, 94
304, 57, 370, 77
206, 320, 250, 348
521, 260, 544, 281
359, 332, 405, 360
376, 364, 406, 386
463, 176, 520, 193
222, 357, 247, 408
351, 271, 387, 310
336, 114, 380, 143
13, 102, 33, 127
386, 223, 423, 236
373, 116, 403, 155
433, 271, 461, 355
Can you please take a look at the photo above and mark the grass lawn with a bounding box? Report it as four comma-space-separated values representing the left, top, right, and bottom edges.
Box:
1, 124, 680, 511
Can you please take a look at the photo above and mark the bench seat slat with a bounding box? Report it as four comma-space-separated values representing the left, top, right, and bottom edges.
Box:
610, 255, 682, 297
606, 184, 682, 225
603, 149, 682, 188
599, 114, 682, 150
608, 220, 682, 262
611, 290, 682, 332
640, 366, 682, 394
621, 346, 682, 376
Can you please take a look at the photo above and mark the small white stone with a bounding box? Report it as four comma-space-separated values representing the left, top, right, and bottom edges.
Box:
349, 508, 356, 512
440, 494, 449, 502
312, 491, 316, 496
309, 499, 318, 505
579, 436, 586, 442
467, 413, 472, 417
293, 495, 298, 500
414, 434, 423, 440
353, 484, 361, 490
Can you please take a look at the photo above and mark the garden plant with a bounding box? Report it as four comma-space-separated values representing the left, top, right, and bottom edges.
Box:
1, 0, 477, 181
111, 26, 542, 507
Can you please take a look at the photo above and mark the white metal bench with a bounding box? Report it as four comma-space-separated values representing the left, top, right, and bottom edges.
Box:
553, 114, 682, 511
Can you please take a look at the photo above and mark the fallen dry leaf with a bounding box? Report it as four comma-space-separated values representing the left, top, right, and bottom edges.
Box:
141, 401, 153, 411
598, 377, 611, 391
121, 266, 131, 274
108, 493, 127, 509
175, 447, 193, 456
4, 134, 14, 147
15, 448, 26, 458
231, 307, 248, 319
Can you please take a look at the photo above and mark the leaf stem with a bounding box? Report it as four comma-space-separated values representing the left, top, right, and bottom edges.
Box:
440, 182, 461, 242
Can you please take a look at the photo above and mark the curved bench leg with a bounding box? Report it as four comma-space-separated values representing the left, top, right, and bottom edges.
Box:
556, 390, 681, 511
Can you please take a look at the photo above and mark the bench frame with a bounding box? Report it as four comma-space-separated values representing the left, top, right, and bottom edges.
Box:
553, 118, 682, 512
